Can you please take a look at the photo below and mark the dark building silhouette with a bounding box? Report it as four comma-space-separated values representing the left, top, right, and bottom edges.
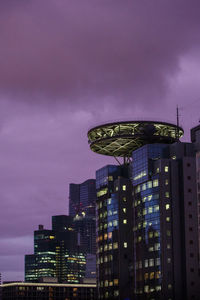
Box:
1, 282, 97, 300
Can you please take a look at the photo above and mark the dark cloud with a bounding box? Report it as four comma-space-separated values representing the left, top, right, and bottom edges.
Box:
0, 1, 200, 107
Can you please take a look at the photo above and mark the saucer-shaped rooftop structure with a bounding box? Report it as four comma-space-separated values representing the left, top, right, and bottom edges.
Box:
88, 121, 184, 157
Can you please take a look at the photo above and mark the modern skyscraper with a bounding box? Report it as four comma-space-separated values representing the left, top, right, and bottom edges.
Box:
191, 124, 200, 261
25, 216, 86, 284
69, 179, 96, 217
69, 179, 97, 257
88, 121, 200, 300
95, 164, 133, 299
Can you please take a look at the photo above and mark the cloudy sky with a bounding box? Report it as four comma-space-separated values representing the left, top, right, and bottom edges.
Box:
1, 0, 200, 281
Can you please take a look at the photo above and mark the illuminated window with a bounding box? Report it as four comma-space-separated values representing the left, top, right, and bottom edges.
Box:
142, 183, 146, 191
135, 185, 140, 193
143, 221, 147, 228
153, 179, 159, 187
155, 285, 161, 291
105, 280, 108, 287
104, 256, 108, 262
122, 185, 126, 191
149, 232, 153, 238
166, 217, 170, 222
155, 271, 161, 278
104, 245, 108, 251
138, 236, 142, 242
167, 244, 171, 249
143, 208, 147, 215
123, 208, 126, 213
108, 176, 113, 181
165, 166, 169, 172
148, 207, 153, 214
109, 243, 112, 250
123, 219, 127, 224
156, 167, 160, 173
144, 259, 148, 267
167, 258, 171, 263
154, 205, 159, 212
144, 285, 149, 293
167, 230, 171, 236
165, 192, 170, 198
123, 197, 126, 202
166, 204, 170, 210
148, 181, 152, 188
108, 232, 112, 239
149, 259, 154, 266
107, 198, 111, 205
104, 233, 107, 240
113, 220, 118, 227
109, 281, 113, 286
154, 243, 160, 251
113, 242, 118, 249
144, 273, 148, 280
165, 179, 169, 185
114, 290, 119, 296
114, 279, 118, 285
168, 284, 172, 289
116, 186, 119, 191
108, 221, 112, 227
156, 258, 160, 266
150, 272, 154, 279
124, 242, 128, 248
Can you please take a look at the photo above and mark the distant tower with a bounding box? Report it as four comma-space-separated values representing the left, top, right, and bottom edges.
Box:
69, 179, 96, 217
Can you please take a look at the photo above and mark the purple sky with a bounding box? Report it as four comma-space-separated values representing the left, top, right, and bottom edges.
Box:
1, 0, 200, 282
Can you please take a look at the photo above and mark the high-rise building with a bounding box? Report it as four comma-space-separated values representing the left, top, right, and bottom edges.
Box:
73, 215, 96, 255
69, 179, 96, 217
88, 121, 200, 300
132, 142, 199, 299
95, 164, 133, 299
69, 179, 97, 259
25, 216, 86, 284
191, 124, 200, 261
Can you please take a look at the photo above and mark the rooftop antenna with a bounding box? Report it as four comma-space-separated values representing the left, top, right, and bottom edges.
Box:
176, 105, 180, 141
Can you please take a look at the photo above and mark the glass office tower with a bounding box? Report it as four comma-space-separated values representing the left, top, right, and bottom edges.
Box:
69, 179, 96, 217
25, 216, 86, 283
96, 165, 133, 300
132, 142, 199, 299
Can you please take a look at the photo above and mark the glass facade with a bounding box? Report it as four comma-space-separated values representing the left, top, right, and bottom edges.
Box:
132, 144, 167, 297
96, 165, 133, 300
25, 216, 86, 284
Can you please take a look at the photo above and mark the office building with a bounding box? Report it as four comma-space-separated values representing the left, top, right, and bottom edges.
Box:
25, 216, 86, 284
73, 214, 96, 255
191, 124, 200, 260
88, 120, 200, 299
96, 164, 133, 299
69, 179, 97, 263
1, 282, 97, 300
69, 179, 96, 217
